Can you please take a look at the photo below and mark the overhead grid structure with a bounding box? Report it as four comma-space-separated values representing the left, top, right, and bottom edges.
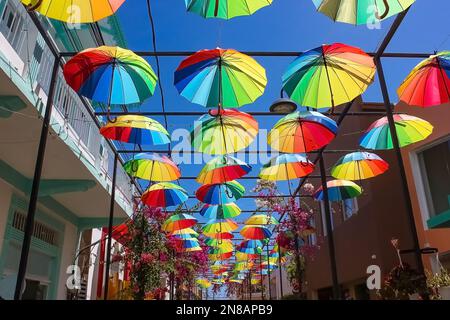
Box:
13, 1, 437, 300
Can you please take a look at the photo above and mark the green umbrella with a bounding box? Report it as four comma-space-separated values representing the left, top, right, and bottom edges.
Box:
185, 0, 273, 20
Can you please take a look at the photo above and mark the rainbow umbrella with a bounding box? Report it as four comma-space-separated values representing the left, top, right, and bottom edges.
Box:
64, 46, 157, 106
205, 238, 233, 247
236, 251, 259, 261
203, 231, 234, 240
162, 214, 197, 232
209, 252, 233, 261
240, 225, 272, 240
208, 245, 234, 255
359, 114, 433, 150
233, 261, 253, 271
200, 203, 241, 219
175, 238, 201, 251
202, 219, 239, 234
259, 154, 315, 181
331, 152, 389, 181
237, 240, 263, 254
197, 155, 251, 185
398, 51, 450, 107
268, 111, 338, 153
21, 0, 125, 23
142, 182, 188, 208
175, 48, 267, 108
169, 228, 199, 240
196, 181, 245, 205
185, 0, 272, 19
283, 43, 376, 109
312, 0, 415, 25
245, 214, 279, 225
192, 109, 258, 155
196, 278, 212, 289
314, 180, 362, 201
124, 153, 181, 181
100, 115, 169, 145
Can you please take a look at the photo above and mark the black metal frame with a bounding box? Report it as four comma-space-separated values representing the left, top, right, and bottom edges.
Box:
14, 5, 428, 301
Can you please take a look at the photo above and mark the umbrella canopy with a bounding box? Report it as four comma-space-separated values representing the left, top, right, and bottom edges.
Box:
240, 225, 272, 240
192, 109, 258, 155
141, 182, 188, 208
208, 244, 234, 254
236, 251, 259, 261
185, 0, 272, 19
205, 238, 233, 247
22, 0, 125, 23
282, 43, 376, 109
314, 180, 362, 201
162, 214, 197, 232
175, 48, 267, 108
203, 231, 234, 240
202, 219, 239, 234
245, 214, 279, 225
397, 51, 450, 107
233, 261, 253, 271
312, 0, 415, 25
197, 155, 251, 184
237, 240, 263, 254
359, 114, 433, 150
175, 238, 201, 249
209, 252, 233, 260
196, 278, 212, 289
124, 153, 181, 181
259, 154, 315, 181
64, 46, 157, 105
200, 203, 242, 219
100, 115, 169, 145
196, 181, 245, 205
268, 111, 338, 153
169, 228, 199, 240
331, 152, 389, 181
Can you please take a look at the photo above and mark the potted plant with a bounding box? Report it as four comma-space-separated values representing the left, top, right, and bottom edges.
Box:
427, 268, 450, 300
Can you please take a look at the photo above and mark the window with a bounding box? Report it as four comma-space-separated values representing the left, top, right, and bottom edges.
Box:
341, 198, 359, 220
418, 139, 450, 218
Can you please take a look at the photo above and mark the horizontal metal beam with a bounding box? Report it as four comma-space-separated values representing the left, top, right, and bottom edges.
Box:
94, 111, 390, 117
177, 175, 328, 180
117, 149, 355, 154
60, 51, 432, 58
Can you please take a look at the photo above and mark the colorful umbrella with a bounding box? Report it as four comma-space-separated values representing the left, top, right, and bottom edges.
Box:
175, 238, 201, 252
312, 0, 415, 25
175, 48, 267, 108
197, 155, 251, 184
233, 261, 253, 271
283, 43, 376, 109
209, 252, 233, 260
237, 240, 263, 254
192, 109, 258, 155
245, 214, 279, 226
240, 225, 272, 240
196, 181, 245, 205
314, 180, 362, 201
196, 278, 212, 289
64, 46, 157, 106
359, 114, 433, 150
169, 228, 199, 240
259, 154, 315, 181
100, 115, 169, 145
22, 0, 125, 23
142, 182, 188, 208
398, 51, 450, 107
268, 111, 338, 153
208, 245, 234, 254
185, 0, 272, 19
124, 153, 181, 181
331, 152, 389, 181
205, 238, 233, 247
202, 219, 239, 234
162, 214, 197, 232
200, 203, 242, 219
203, 231, 234, 240
236, 251, 259, 261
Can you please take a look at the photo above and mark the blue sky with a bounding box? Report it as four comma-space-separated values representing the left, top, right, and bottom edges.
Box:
107, 0, 449, 236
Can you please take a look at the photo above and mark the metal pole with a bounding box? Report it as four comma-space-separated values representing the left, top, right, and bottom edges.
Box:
260, 253, 264, 300
375, 57, 425, 276
103, 154, 118, 300
266, 245, 272, 300
319, 156, 341, 300
278, 245, 283, 299
14, 58, 60, 300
